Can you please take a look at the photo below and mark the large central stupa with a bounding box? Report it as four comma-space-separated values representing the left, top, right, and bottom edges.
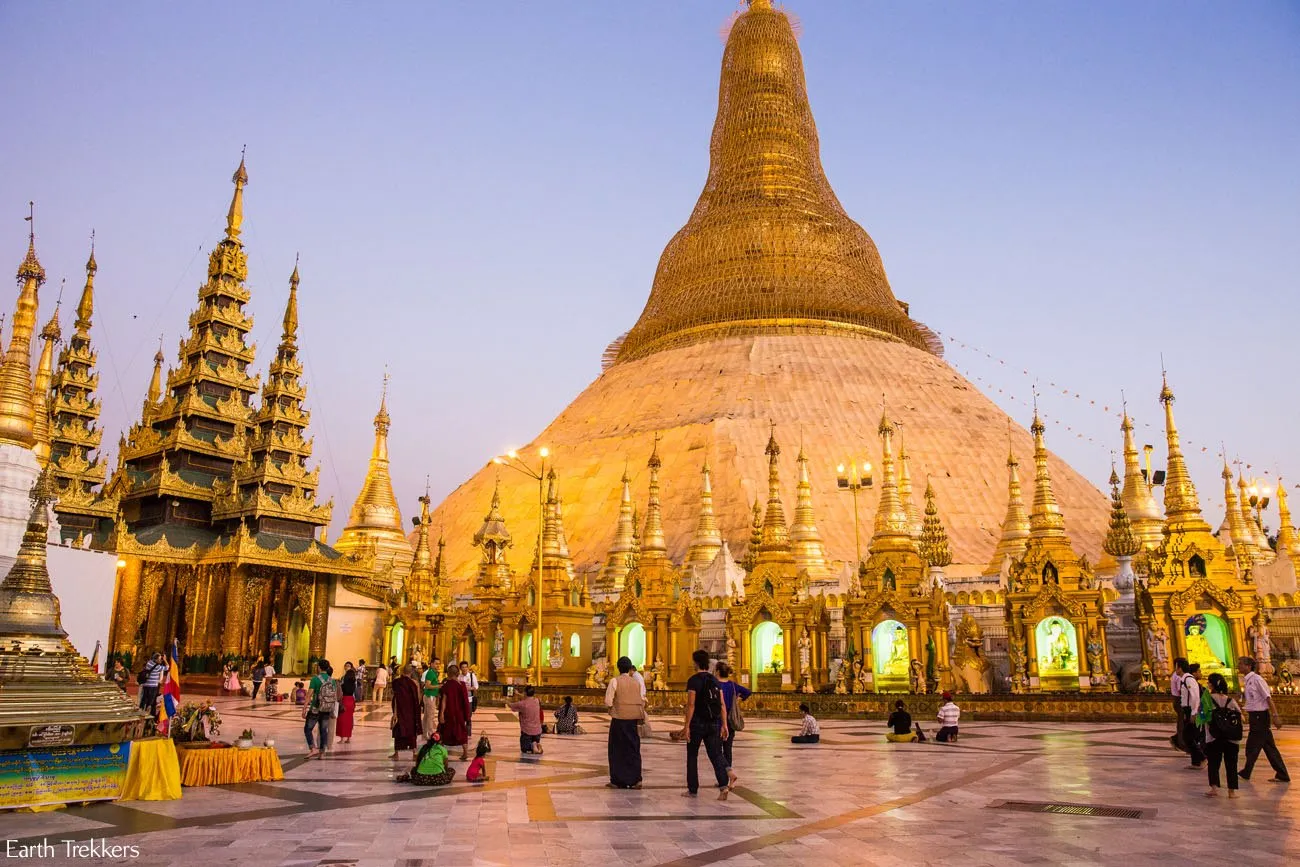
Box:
429, 0, 1109, 581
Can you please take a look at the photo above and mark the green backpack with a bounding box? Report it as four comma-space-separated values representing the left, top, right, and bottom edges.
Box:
1195, 688, 1214, 728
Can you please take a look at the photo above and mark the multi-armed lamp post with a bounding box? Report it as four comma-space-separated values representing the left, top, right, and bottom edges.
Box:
493, 446, 550, 685
836, 459, 874, 574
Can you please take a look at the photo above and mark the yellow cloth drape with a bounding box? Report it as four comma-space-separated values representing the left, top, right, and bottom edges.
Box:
119, 737, 182, 801
176, 745, 284, 787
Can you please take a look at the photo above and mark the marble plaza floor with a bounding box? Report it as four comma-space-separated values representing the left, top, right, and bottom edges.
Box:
2, 696, 1297, 866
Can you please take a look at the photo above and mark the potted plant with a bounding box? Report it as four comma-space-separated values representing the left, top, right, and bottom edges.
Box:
236, 729, 255, 749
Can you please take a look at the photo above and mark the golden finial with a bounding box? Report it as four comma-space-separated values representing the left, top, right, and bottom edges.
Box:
1027, 408, 1067, 538
74, 233, 96, 335
375, 369, 391, 436
983, 442, 1030, 576
146, 337, 165, 406
0, 212, 45, 447
789, 445, 828, 575
869, 400, 914, 554
686, 459, 723, 569
31, 293, 62, 466
641, 435, 667, 556
225, 148, 249, 241
1218, 456, 1256, 564
0, 468, 59, 597
759, 424, 791, 555
282, 255, 300, 344
600, 464, 639, 590
1103, 469, 1140, 559
748, 0, 774, 10
1276, 478, 1297, 563
919, 479, 952, 569
1118, 401, 1163, 547
16, 202, 45, 286
897, 424, 923, 540
1158, 371, 1209, 533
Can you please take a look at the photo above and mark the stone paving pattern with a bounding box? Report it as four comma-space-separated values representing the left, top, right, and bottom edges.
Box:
2, 696, 1296, 866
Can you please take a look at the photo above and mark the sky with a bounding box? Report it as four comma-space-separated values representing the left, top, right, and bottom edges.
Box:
1, 1, 1297, 537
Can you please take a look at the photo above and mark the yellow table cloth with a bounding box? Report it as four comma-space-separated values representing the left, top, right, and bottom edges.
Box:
175, 744, 284, 787
119, 737, 182, 801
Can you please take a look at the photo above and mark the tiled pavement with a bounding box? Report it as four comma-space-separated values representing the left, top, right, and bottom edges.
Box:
2, 696, 1296, 866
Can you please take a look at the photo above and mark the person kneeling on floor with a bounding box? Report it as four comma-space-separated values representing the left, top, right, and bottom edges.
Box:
791, 703, 820, 744
397, 733, 456, 786
936, 692, 961, 743
886, 700, 917, 743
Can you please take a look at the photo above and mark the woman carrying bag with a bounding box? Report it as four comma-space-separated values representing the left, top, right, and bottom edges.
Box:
605, 656, 645, 789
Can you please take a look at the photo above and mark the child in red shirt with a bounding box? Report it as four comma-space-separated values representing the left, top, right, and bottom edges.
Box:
466, 736, 491, 783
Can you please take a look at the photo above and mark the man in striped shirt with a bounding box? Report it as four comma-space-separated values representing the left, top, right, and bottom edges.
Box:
1237, 656, 1290, 783
937, 692, 960, 743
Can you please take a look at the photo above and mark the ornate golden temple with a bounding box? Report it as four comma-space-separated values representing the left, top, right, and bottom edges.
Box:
7, 0, 1295, 692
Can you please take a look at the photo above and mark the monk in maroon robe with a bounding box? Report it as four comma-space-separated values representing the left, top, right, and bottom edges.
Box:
390, 665, 422, 762
438, 663, 472, 761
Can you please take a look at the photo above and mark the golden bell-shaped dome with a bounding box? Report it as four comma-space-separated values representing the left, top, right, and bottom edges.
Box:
615, 1, 931, 363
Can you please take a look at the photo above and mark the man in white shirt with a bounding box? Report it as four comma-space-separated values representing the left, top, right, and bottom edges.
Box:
1237, 656, 1290, 783
632, 666, 647, 699
1180, 663, 1205, 768
936, 692, 960, 743
1168, 657, 1188, 752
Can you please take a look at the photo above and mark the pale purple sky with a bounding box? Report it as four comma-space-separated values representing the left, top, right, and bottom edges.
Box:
2, 1, 1297, 536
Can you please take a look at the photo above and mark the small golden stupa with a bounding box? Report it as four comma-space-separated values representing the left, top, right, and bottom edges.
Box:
0, 470, 145, 751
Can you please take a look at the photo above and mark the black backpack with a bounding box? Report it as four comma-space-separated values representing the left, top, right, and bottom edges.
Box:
699, 675, 724, 724
1209, 697, 1243, 742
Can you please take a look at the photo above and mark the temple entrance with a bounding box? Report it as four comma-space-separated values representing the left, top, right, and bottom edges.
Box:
388, 621, 406, 666
283, 611, 309, 675
522, 633, 534, 668
1035, 616, 1079, 690
872, 620, 910, 692
619, 622, 646, 670
751, 621, 784, 676
1185, 613, 1234, 687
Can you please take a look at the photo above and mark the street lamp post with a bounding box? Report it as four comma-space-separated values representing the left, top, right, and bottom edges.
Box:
1247, 480, 1272, 544
494, 446, 550, 685
836, 460, 874, 573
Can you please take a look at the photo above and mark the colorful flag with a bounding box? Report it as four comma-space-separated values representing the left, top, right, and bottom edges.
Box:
159, 639, 181, 735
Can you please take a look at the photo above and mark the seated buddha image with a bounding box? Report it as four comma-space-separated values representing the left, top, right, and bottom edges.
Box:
1184, 614, 1225, 671
770, 643, 784, 671
1041, 618, 1076, 673
887, 625, 910, 674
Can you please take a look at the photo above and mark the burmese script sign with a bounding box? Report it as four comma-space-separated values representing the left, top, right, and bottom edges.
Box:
0, 742, 130, 809
27, 724, 76, 748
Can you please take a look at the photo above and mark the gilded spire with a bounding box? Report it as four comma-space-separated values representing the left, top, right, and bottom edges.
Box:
225, 151, 249, 241
897, 431, 923, 540
686, 461, 724, 569
407, 493, 434, 608
919, 480, 952, 569
145, 345, 164, 407
537, 468, 574, 582
1276, 480, 1298, 563
983, 446, 1031, 576
334, 378, 412, 573
75, 236, 95, 335
0, 215, 44, 447
640, 436, 667, 558
789, 447, 829, 575
1103, 467, 1141, 559
1221, 460, 1256, 565
1159, 374, 1211, 534
32, 297, 61, 466
473, 478, 513, 589
599, 467, 637, 592
869, 410, 915, 554
742, 497, 763, 571
614, 0, 930, 363
282, 255, 300, 346
1119, 410, 1164, 547
1028, 410, 1067, 539
759, 427, 791, 553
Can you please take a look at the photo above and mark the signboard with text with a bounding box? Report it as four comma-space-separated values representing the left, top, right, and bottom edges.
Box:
0, 742, 131, 809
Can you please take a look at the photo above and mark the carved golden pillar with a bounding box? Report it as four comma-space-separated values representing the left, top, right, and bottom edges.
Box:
203, 571, 227, 658
605, 621, 617, 664
111, 559, 143, 658
221, 570, 247, 657
309, 575, 329, 660
145, 566, 175, 654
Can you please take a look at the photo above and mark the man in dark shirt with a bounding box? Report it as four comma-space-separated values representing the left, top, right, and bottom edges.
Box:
677, 649, 734, 799
886, 700, 917, 743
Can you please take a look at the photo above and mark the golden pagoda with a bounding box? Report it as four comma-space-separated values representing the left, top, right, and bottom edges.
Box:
0, 470, 145, 752
50, 240, 118, 541
1119, 411, 1165, 549
1137, 375, 1259, 689
0, 225, 44, 449
105, 158, 375, 675
31, 299, 60, 467
1003, 411, 1113, 693
425, 0, 1110, 597
984, 447, 1031, 578
333, 381, 414, 580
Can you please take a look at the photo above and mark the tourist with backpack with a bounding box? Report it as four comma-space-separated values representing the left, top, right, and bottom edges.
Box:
676, 648, 735, 800
715, 662, 750, 773
304, 659, 337, 758
1180, 663, 1206, 768
1203, 672, 1243, 798
137, 652, 165, 715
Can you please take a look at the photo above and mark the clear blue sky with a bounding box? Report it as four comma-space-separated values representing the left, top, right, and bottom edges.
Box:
2, 1, 1297, 535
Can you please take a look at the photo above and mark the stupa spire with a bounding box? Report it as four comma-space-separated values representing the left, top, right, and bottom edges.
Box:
407, 493, 434, 608
897, 431, 923, 540
686, 461, 723, 569
919, 480, 952, 569
640, 436, 667, 558
1028, 410, 1067, 539
599, 467, 637, 592
1119, 409, 1164, 547
0, 209, 44, 447
145, 344, 164, 407
983, 446, 1031, 576
473, 478, 513, 590
225, 149, 249, 241
759, 426, 791, 554
790, 446, 829, 575
1159, 374, 1211, 534
869, 409, 915, 554
614, 0, 929, 362
1276, 480, 1298, 564
1221, 459, 1256, 566
1103, 467, 1141, 559
32, 296, 62, 466
334, 375, 412, 573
